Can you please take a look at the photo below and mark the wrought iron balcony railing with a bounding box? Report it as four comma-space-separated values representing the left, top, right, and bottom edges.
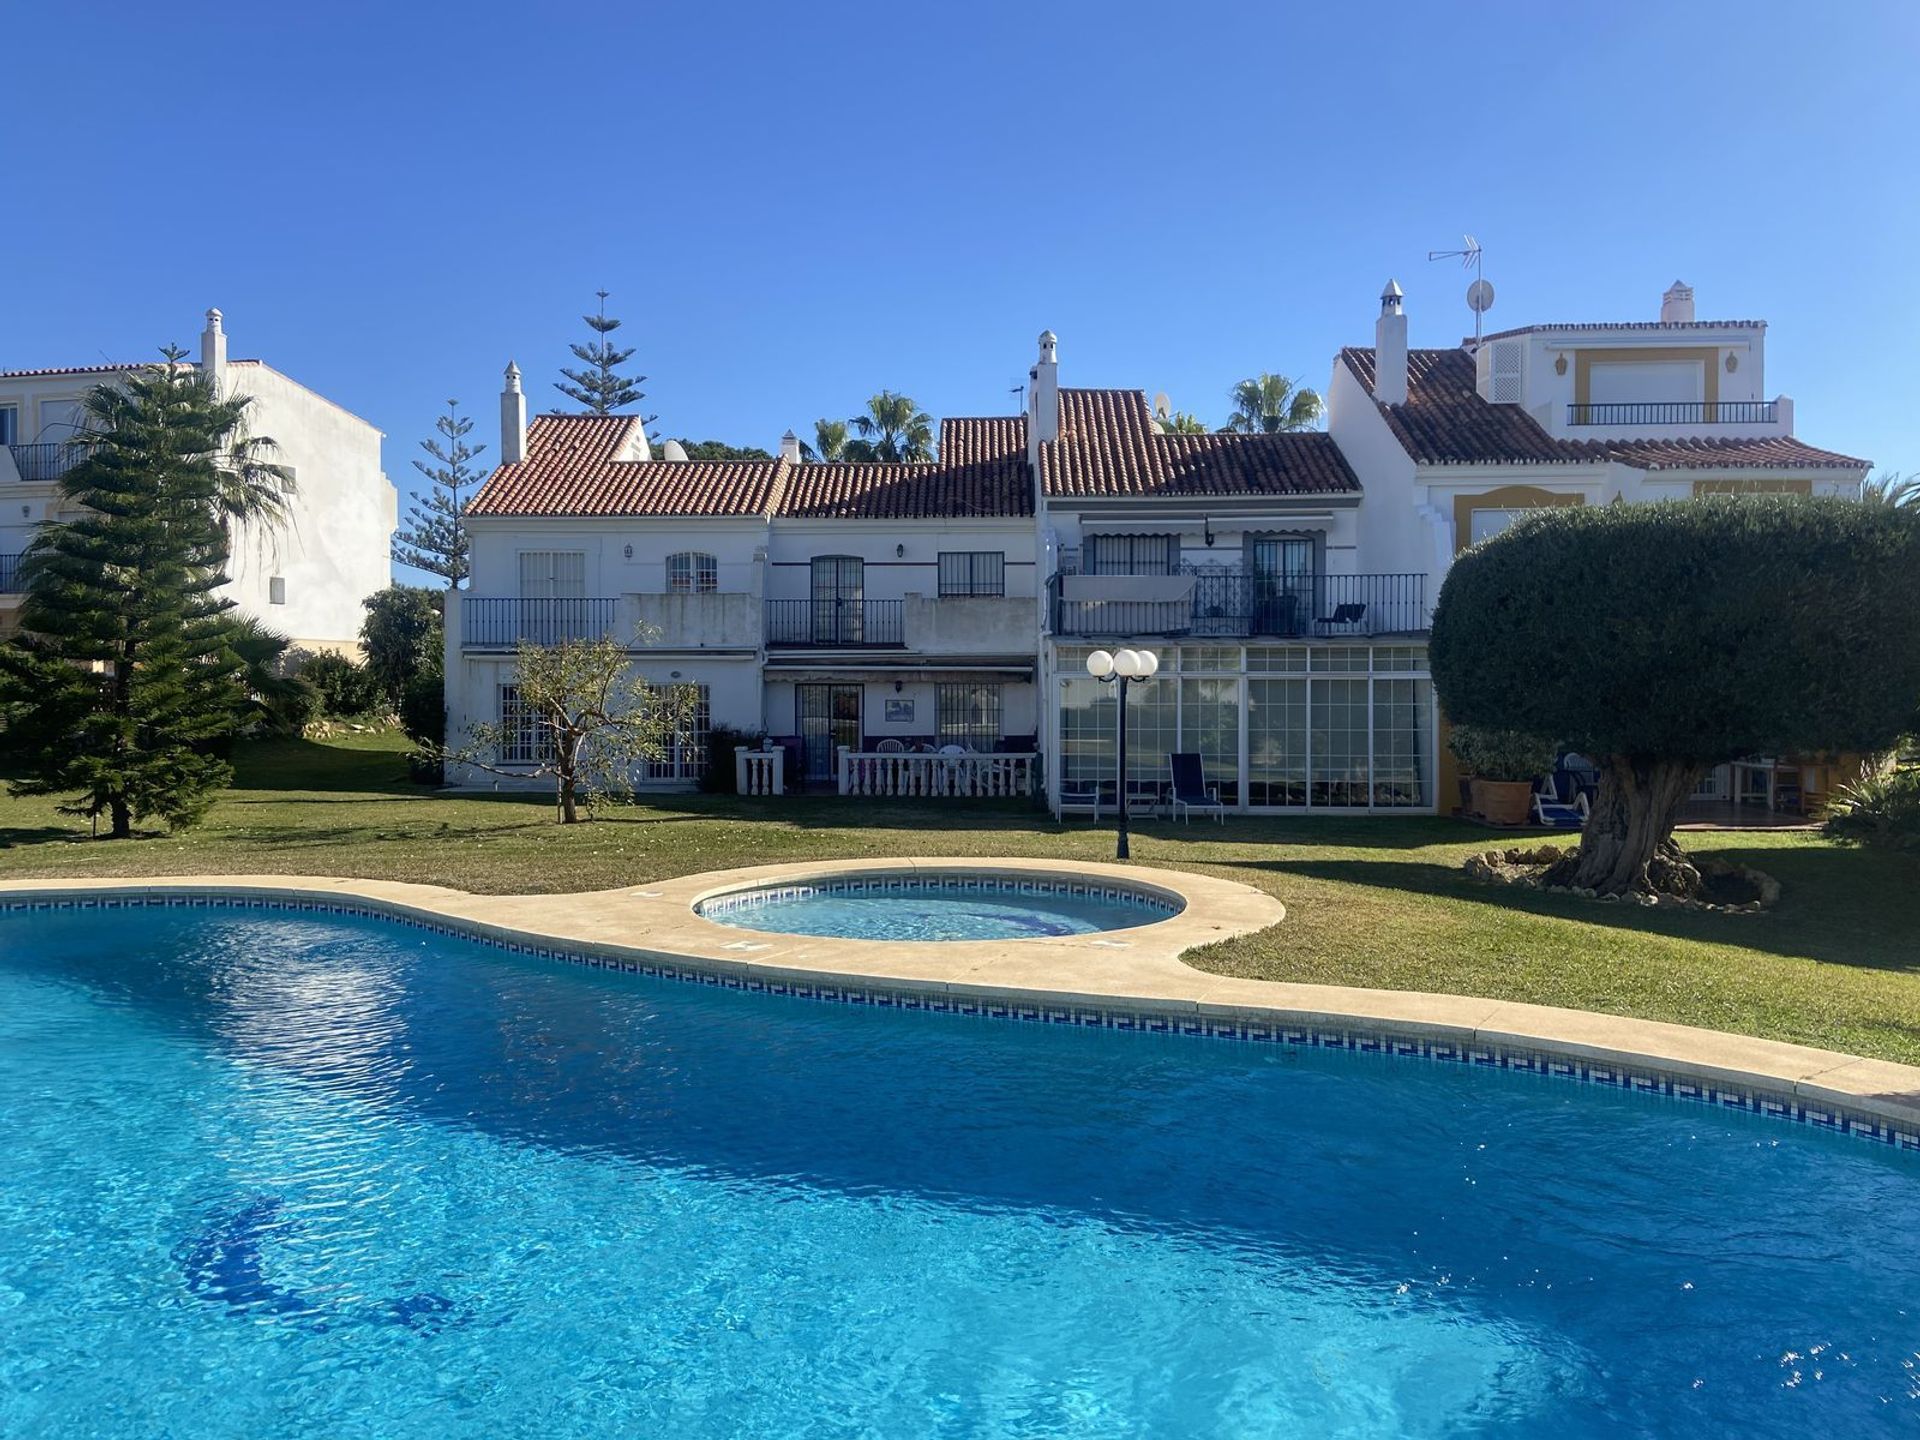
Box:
461, 597, 621, 649
765, 599, 905, 647
7, 443, 90, 483
1048, 568, 1426, 640
1566, 400, 1778, 426
0, 553, 21, 593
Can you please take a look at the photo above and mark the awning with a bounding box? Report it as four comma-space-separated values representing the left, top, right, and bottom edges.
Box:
762, 658, 1035, 683
1060, 573, 1194, 603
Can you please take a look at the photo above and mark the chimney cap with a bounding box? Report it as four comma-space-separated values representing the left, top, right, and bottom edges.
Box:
503, 360, 522, 390
205, 307, 223, 329
1380, 279, 1404, 313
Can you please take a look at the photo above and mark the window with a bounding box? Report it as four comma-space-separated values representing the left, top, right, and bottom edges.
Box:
936, 683, 1001, 750
518, 551, 587, 598
937, 551, 1005, 597
667, 552, 718, 593
268, 576, 287, 606
1087, 533, 1177, 575
0, 406, 16, 447
648, 684, 711, 781
497, 684, 544, 765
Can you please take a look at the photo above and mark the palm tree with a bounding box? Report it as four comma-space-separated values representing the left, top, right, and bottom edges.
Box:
1863, 471, 1919, 508
1156, 410, 1209, 435
845, 391, 936, 462
800, 417, 849, 463
1222, 374, 1324, 434
226, 616, 315, 734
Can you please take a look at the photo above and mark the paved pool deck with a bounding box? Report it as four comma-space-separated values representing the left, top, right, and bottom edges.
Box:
5, 859, 1916, 1138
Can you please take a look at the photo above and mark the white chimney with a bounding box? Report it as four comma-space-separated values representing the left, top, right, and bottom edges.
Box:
1026, 329, 1060, 471
1373, 281, 1408, 405
779, 429, 802, 463
500, 361, 526, 465
1661, 281, 1695, 324
200, 308, 227, 393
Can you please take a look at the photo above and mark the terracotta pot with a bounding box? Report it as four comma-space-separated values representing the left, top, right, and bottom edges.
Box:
1470, 778, 1535, 827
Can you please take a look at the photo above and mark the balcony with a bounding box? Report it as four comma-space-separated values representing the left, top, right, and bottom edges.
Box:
1567, 401, 1777, 427
461, 597, 621, 649
1049, 569, 1425, 640
7, 443, 89, 483
765, 599, 905, 648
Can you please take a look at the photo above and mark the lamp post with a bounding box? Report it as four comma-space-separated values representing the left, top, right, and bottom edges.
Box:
1085, 647, 1160, 860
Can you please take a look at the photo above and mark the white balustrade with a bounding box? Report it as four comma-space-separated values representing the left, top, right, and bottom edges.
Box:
836, 747, 1036, 799
735, 748, 784, 796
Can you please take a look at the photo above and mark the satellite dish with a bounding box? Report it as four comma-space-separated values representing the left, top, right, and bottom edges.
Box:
1466, 279, 1496, 314
1152, 391, 1172, 419
661, 439, 689, 462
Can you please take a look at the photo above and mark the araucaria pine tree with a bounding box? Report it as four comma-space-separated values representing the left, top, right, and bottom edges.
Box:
392, 399, 485, 587
0, 351, 292, 837
555, 288, 655, 421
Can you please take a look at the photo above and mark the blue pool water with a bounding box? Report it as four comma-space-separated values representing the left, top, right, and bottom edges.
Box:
1, 905, 1916, 1438
696, 875, 1178, 940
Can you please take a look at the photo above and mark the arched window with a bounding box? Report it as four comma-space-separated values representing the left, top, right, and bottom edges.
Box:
667, 551, 718, 593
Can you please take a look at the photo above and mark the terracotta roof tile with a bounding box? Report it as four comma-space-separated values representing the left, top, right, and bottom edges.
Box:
778, 416, 1032, 518
469, 415, 782, 517
1341, 348, 1572, 466
1040, 388, 1359, 498
1340, 348, 1868, 471
470, 412, 1034, 520
1576, 434, 1869, 471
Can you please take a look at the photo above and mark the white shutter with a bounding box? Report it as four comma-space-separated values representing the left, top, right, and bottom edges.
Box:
1489, 342, 1522, 404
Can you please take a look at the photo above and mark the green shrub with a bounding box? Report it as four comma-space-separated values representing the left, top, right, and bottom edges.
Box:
703, 724, 769, 793
1447, 724, 1558, 782
399, 669, 445, 747
296, 651, 387, 719
1825, 761, 1920, 851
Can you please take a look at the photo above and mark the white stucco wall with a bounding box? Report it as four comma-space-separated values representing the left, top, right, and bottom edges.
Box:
0, 357, 395, 654
224, 362, 394, 654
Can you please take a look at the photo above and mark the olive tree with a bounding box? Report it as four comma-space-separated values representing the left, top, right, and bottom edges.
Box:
1430, 497, 1920, 896
448, 632, 699, 823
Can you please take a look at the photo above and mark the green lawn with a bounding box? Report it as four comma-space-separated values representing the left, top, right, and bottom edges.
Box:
3, 729, 1917, 1065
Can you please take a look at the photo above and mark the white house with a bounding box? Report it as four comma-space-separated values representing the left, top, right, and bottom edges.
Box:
0, 309, 397, 654
446, 281, 1869, 811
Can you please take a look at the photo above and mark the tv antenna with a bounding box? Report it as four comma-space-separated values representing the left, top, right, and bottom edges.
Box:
1428, 234, 1494, 345
1009, 379, 1026, 411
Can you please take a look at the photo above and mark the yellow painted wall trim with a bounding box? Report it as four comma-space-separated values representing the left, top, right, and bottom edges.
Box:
1573, 346, 1719, 410
1451, 484, 1585, 556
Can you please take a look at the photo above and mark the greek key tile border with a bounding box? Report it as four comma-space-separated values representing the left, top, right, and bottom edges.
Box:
695, 874, 1178, 922
8, 893, 1915, 1154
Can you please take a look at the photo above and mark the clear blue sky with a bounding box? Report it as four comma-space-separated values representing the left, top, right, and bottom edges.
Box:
7, 1, 1916, 584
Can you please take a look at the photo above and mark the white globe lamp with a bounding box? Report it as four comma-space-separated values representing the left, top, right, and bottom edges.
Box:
1085, 649, 1115, 680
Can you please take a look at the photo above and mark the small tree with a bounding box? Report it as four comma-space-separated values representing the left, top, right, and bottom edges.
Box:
1431, 498, 1920, 896
1222, 374, 1323, 434
0, 353, 289, 835
392, 400, 484, 587
844, 392, 935, 462
555, 288, 654, 421
800, 418, 849, 463
448, 632, 698, 823
360, 584, 444, 708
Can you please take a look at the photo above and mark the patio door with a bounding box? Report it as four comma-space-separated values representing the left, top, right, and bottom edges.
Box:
519, 550, 587, 643
796, 683, 862, 780
811, 555, 864, 645
1251, 536, 1314, 636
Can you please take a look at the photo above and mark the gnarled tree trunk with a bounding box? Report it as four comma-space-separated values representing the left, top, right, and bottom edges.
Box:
1549, 756, 1704, 896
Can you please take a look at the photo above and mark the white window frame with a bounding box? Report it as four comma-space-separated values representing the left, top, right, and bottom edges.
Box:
667, 551, 718, 594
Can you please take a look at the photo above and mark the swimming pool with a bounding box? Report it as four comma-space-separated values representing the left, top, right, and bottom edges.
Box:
695, 871, 1181, 940
2, 902, 1916, 1437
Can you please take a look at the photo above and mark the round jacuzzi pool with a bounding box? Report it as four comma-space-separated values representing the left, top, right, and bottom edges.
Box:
695, 872, 1182, 941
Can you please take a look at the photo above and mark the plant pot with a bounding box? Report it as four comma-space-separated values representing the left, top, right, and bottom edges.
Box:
1470, 778, 1535, 827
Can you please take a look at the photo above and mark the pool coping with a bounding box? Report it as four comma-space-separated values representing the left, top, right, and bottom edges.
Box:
4, 863, 1917, 1149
